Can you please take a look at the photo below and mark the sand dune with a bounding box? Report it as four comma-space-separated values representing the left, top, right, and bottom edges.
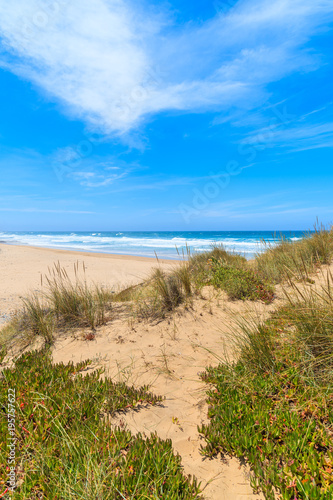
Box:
0, 243, 276, 499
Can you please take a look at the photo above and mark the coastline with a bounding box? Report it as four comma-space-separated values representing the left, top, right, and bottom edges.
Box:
0, 230, 307, 261
0, 243, 175, 320
0, 242, 176, 263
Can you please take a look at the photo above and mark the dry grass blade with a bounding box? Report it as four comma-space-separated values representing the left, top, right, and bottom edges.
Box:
1, 262, 114, 349
281, 264, 333, 382
255, 223, 333, 284
44, 262, 112, 329
21, 294, 54, 344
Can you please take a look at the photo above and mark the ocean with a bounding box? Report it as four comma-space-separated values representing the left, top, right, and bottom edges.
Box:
0, 230, 307, 259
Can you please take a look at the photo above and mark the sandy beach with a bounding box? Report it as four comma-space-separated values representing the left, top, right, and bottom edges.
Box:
0, 243, 174, 320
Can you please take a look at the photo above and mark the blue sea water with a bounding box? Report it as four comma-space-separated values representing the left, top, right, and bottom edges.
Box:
0, 230, 308, 259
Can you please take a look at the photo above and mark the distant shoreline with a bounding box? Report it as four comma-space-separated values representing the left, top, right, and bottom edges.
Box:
0, 241, 176, 263
0, 243, 176, 320
0, 229, 308, 260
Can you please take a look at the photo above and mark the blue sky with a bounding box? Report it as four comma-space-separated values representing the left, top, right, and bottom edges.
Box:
0, 0, 332, 231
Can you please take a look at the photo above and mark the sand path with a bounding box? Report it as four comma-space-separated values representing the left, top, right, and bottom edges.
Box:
50, 287, 276, 499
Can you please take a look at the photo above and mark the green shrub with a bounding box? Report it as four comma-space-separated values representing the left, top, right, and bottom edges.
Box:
210, 258, 274, 303
189, 245, 247, 286
199, 362, 333, 499
0, 349, 201, 499
199, 271, 333, 499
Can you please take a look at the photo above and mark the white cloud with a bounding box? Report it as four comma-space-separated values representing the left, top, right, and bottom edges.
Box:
71, 172, 95, 179
69, 169, 128, 187
49, 146, 136, 185
243, 109, 333, 152
0, 0, 332, 134
80, 173, 127, 187
178, 191, 333, 220
0, 207, 96, 214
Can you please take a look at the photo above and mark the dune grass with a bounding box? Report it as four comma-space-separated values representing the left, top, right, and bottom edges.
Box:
175, 244, 274, 303
44, 261, 113, 329
131, 265, 194, 321
7, 237, 287, 343
199, 268, 333, 499
20, 294, 54, 345
3, 224, 333, 499
1, 262, 114, 349
0, 348, 201, 499
2, 224, 333, 498
255, 223, 333, 284
131, 244, 250, 321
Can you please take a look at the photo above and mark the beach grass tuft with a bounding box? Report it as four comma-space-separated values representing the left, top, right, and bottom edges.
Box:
255, 222, 333, 284
44, 261, 112, 329
130, 259, 199, 321
1, 262, 114, 348
21, 294, 54, 345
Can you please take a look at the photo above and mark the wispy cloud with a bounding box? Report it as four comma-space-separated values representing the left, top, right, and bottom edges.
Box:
109, 171, 255, 192
0, 208, 96, 214
174, 190, 333, 220
71, 172, 95, 180
243, 106, 333, 152
70, 171, 127, 187
49, 146, 135, 186
0, 0, 332, 134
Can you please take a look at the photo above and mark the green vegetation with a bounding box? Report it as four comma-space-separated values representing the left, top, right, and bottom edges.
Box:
3, 226, 333, 347
2, 223, 333, 499
44, 261, 113, 329
188, 244, 247, 287
0, 349, 200, 499
182, 244, 275, 303
118, 227, 333, 319
255, 224, 333, 284
199, 268, 333, 499
194, 225, 333, 303
131, 245, 255, 320
210, 258, 275, 303
21, 294, 54, 345
131, 265, 194, 321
